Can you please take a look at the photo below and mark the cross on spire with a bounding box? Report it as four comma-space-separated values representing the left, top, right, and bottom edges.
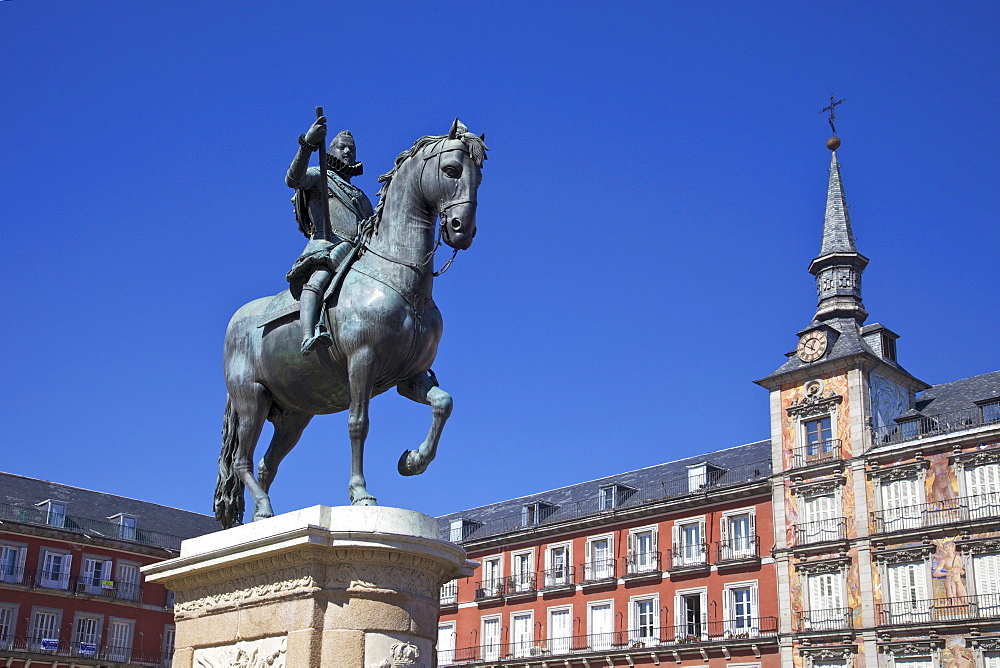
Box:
819, 93, 846, 136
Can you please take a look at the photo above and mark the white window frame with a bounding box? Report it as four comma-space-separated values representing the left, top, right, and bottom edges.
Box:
877, 476, 924, 531
628, 594, 659, 646
585, 534, 615, 580
547, 605, 572, 655
38, 548, 72, 589
0, 541, 28, 584
720, 508, 757, 560
798, 491, 842, 544
882, 559, 931, 623
79, 554, 115, 595
480, 555, 503, 597
628, 525, 659, 573
106, 617, 134, 663
29, 606, 63, 651
109, 514, 139, 541
162, 626, 176, 667
480, 614, 501, 661
115, 560, 141, 601
674, 586, 708, 641
804, 570, 847, 630
510, 549, 534, 593
439, 579, 457, 606
887, 654, 936, 668
544, 542, 572, 587
437, 620, 456, 666
963, 461, 1000, 519
672, 516, 707, 567
971, 552, 1000, 617
587, 599, 615, 650
510, 610, 535, 658
38, 500, 68, 528
72, 612, 103, 656
0, 603, 19, 650
723, 580, 759, 638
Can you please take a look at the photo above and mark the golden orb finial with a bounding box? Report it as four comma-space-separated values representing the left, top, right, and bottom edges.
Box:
826, 136, 841, 151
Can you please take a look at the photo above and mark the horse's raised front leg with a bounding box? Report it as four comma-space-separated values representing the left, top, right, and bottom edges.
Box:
347, 349, 377, 505
258, 407, 313, 494
231, 382, 275, 521
396, 370, 453, 477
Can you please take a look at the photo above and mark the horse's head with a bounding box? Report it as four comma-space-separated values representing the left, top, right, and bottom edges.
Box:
422, 119, 485, 250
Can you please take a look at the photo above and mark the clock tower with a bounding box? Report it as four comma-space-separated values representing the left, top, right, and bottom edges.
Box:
755, 131, 929, 668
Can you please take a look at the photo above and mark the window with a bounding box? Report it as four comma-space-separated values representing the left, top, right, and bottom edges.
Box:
39, 550, 72, 589
165, 589, 176, 609
0, 604, 16, 650
899, 419, 920, 440
548, 606, 572, 655
439, 580, 457, 606
0, 543, 27, 584
449, 518, 479, 543
479, 556, 502, 597
628, 526, 658, 573
41, 501, 67, 528
106, 618, 134, 662
585, 535, 614, 580
73, 613, 101, 657
800, 493, 841, 543
805, 417, 834, 456
116, 561, 141, 601
162, 626, 176, 668
29, 608, 61, 651
965, 462, 1000, 519
522, 501, 555, 526
721, 510, 756, 560
116, 515, 138, 541
805, 572, 846, 630
588, 601, 614, 650
982, 400, 1000, 425
973, 552, 1000, 615
879, 477, 922, 531
481, 616, 501, 661
511, 611, 534, 658
511, 551, 534, 592
985, 652, 1000, 668
675, 589, 706, 641
79, 556, 114, 595
724, 582, 759, 637
892, 658, 933, 668
673, 518, 706, 567
884, 562, 930, 623
687, 463, 724, 491
598, 484, 633, 510
437, 621, 456, 666
545, 543, 571, 587
629, 595, 658, 646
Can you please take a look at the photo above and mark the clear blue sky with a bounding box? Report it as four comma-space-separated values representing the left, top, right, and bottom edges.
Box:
1, 2, 997, 524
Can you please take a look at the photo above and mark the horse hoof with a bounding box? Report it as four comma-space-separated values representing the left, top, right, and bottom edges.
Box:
351, 495, 378, 506
253, 511, 274, 522
398, 450, 416, 476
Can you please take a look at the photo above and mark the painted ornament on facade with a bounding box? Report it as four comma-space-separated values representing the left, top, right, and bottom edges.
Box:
870, 372, 909, 433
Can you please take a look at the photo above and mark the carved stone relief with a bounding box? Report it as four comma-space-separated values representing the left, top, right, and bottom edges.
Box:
194, 636, 286, 668
175, 569, 319, 614
365, 633, 431, 668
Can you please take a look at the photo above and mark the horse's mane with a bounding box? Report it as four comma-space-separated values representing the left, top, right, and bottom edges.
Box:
361, 131, 488, 240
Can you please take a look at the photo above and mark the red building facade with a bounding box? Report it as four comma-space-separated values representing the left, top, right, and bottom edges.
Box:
0, 472, 218, 667
437, 442, 780, 667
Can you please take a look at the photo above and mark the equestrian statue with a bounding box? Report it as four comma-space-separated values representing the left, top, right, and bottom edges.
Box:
213, 115, 486, 528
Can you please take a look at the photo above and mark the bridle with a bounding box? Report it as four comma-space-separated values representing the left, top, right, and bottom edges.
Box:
360, 139, 474, 277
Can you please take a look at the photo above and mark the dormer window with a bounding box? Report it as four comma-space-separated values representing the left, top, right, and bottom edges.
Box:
977, 398, 1000, 425
686, 463, 725, 492
109, 514, 138, 541
448, 518, 480, 543
897, 417, 920, 440
522, 501, 556, 525
861, 323, 900, 363
598, 484, 634, 510
37, 500, 67, 528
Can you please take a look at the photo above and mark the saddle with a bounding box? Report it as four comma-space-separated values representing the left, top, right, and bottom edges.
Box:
257, 243, 362, 329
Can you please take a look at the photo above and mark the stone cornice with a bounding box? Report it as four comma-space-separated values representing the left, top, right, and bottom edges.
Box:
879, 639, 943, 656
799, 645, 855, 660
871, 544, 934, 564
951, 449, 1000, 468
958, 537, 1000, 555
787, 390, 844, 420
791, 475, 847, 497
794, 556, 850, 574
867, 460, 929, 482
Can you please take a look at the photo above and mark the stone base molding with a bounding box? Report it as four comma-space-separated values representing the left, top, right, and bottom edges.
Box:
143, 506, 473, 667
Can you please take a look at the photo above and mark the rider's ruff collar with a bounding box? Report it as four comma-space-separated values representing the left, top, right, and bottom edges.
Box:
327, 154, 363, 178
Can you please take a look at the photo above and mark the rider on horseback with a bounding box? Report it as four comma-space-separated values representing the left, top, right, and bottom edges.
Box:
286, 117, 375, 355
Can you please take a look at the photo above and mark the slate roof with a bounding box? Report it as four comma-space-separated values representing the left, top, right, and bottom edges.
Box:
915, 370, 1000, 416
437, 440, 771, 543
0, 471, 219, 546
819, 151, 857, 255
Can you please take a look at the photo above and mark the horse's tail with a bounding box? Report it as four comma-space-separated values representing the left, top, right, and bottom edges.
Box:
213, 396, 245, 529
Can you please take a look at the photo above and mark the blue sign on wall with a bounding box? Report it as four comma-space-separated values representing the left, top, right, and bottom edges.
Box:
80, 642, 97, 655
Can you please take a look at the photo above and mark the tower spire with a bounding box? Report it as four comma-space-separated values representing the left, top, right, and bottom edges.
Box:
807, 124, 869, 323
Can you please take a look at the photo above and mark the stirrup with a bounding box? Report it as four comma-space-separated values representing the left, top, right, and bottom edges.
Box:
301, 331, 333, 355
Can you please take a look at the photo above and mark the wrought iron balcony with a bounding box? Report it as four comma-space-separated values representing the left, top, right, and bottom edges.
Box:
870, 491, 1000, 533
5, 568, 146, 603
791, 439, 842, 469
439, 580, 458, 606
505, 572, 537, 596
877, 593, 1000, 624
474, 578, 504, 601
793, 518, 846, 545
0, 634, 170, 666
874, 405, 1000, 447
540, 565, 574, 589
670, 542, 708, 569
715, 535, 760, 562
623, 551, 662, 576
581, 558, 617, 583
795, 607, 853, 631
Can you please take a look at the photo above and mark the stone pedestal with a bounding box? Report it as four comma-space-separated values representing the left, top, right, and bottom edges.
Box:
142, 506, 472, 668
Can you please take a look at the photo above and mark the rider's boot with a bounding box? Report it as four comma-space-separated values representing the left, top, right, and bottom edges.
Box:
300, 284, 332, 355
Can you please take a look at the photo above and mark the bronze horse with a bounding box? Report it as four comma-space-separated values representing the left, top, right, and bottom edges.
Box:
214, 121, 486, 528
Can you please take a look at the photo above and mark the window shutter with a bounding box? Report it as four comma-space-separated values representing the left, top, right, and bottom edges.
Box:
628, 531, 635, 556
722, 588, 732, 622
671, 524, 679, 556
60, 554, 72, 588
975, 553, 1000, 596
16, 547, 27, 577
721, 516, 730, 542
748, 511, 757, 535
104, 560, 113, 582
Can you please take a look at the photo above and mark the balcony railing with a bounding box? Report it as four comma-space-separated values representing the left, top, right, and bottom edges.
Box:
440, 580, 458, 606
474, 578, 504, 600
793, 518, 846, 545
715, 535, 760, 562
795, 607, 852, 631
871, 491, 1000, 533
440, 618, 778, 665
0, 501, 188, 551
581, 558, 617, 583
506, 572, 537, 596
540, 565, 574, 589
0, 634, 170, 666
2, 568, 145, 603
670, 542, 708, 568
791, 439, 842, 469
877, 592, 1000, 624
624, 551, 662, 576
874, 406, 1000, 447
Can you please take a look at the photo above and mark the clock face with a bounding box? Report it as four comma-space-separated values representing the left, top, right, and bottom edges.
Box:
797, 330, 828, 363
